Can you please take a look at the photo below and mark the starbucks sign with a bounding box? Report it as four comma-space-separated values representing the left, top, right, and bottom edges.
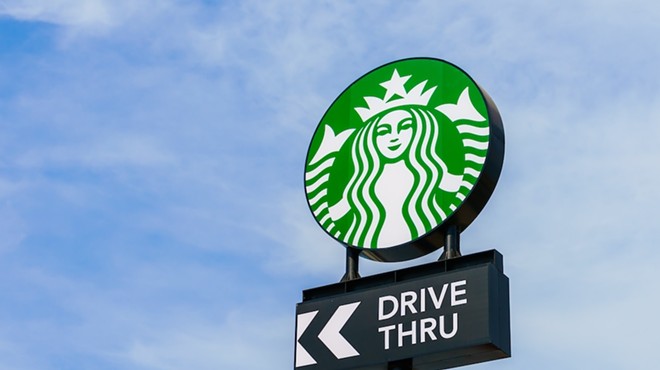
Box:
305, 58, 504, 261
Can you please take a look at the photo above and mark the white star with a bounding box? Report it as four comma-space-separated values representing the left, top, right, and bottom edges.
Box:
380, 69, 411, 102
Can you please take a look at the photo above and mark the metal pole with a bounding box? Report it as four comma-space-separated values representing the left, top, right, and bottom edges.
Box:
388, 359, 413, 370
340, 247, 361, 282
439, 224, 461, 260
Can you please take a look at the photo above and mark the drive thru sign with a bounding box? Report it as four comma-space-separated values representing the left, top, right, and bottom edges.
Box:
294, 251, 510, 369
297, 58, 509, 369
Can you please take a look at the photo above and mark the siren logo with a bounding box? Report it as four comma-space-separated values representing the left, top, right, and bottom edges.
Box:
305, 58, 496, 256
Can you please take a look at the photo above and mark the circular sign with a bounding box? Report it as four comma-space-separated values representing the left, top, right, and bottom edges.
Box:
304, 58, 504, 261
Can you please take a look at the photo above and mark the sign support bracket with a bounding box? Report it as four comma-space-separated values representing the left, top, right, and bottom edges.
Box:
340, 247, 361, 282
388, 358, 413, 370
439, 224, 461, 260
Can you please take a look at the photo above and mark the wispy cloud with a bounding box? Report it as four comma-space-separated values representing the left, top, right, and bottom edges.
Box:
0, 0, 114, 29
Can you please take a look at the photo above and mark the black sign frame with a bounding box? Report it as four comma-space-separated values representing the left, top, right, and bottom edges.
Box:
294, 250, 510, 369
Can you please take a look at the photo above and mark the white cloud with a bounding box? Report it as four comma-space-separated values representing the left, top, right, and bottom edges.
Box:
259, 189, 344, 279
0, 0, 114, 29
0, 255, 295, 370
16, 134, 177, 169
123, 311, 292, 370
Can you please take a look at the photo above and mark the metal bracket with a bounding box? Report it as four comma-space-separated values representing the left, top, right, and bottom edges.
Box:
439, 224, 461, 260
340, 247, 361, 282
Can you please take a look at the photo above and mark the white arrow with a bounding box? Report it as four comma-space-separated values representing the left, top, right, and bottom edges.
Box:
318, 302, 361, 359
296, 311, 318, 367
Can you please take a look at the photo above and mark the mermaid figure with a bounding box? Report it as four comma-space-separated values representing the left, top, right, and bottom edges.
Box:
305, 69, 486, 249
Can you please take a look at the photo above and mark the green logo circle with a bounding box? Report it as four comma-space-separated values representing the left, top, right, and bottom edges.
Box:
305, 58, 504, 261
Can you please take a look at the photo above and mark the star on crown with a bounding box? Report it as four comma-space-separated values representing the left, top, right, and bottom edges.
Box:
354, 69, 437, 122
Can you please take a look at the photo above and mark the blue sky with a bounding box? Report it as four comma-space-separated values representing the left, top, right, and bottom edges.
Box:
1, 1, 659, 369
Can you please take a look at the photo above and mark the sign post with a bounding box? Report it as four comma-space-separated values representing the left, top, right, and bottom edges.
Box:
297, 58, 508, 369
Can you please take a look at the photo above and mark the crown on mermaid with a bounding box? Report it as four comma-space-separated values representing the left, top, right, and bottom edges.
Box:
354, 69, 437, 122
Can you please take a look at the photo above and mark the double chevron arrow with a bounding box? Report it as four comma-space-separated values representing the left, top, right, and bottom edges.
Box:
295, 301, 361, 367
